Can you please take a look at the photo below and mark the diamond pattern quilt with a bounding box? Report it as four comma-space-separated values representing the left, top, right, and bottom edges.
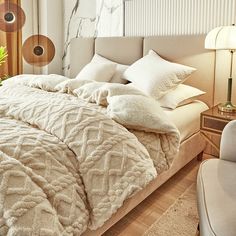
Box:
0, 82, 179, 235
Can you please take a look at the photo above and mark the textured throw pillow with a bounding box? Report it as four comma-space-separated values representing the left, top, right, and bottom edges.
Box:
107, 95, 178, 134
75, 62, 116, 82
158, 84, 205, 109
124, 50, 196, 99
91, 54, 129, 84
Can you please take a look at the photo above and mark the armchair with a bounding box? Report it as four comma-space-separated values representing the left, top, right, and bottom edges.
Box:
197, 120, 236, 236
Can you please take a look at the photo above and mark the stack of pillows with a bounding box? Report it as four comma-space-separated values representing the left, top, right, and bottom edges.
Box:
75, 49, 205, 110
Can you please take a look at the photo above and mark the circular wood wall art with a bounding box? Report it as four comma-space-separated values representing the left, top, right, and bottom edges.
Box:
0, 2, 25, 32
22, 35, 56, 67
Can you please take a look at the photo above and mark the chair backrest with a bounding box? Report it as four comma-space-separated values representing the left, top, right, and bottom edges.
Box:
220, 120, 236, 162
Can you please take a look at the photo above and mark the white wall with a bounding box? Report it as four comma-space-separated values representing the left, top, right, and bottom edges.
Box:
125, 0, 236, 36
62, 0, 126, 75
22, 0, 236, 105
96, 0, 123, 37
21, 0, 121, 75
124, 0, 236, 104
62, 0, 96, 76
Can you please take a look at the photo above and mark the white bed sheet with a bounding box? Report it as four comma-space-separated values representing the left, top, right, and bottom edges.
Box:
163, 100, 208, 142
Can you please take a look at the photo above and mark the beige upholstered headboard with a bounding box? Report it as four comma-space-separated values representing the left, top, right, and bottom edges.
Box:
70, 36, 215, 107
70, 37, 143, 76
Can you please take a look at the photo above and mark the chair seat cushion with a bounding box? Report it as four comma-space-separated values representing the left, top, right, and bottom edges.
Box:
197, 159, 236, 236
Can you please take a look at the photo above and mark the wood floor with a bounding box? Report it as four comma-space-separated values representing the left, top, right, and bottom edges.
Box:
104, 155, 211, 236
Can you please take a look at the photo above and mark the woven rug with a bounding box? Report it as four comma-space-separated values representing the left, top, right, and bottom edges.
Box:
144, 184, 199, 236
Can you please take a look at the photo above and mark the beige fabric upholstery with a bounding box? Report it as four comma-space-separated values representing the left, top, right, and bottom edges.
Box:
197, 120, 236, 236
70, 38, 95, 78
69, 36, 215, 107
197, 160, 236, 236
220, 120, 236, 162
144, 35, 215, 107
95, 37, 143, 65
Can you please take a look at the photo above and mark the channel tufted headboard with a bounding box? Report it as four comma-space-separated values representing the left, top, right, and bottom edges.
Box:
70, 35, 215, 107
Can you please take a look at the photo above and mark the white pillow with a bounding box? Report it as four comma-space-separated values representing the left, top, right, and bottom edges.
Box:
107, 95, 178, 134
75, 62, 116, 82
124, 50, 196, 99
158, 84, 205, 109
91, 54, 129, 84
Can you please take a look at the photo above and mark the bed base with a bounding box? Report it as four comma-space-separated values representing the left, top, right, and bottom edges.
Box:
82, 131, 205, 236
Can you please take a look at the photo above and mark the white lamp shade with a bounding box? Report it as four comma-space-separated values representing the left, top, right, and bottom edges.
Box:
205, 25, 236, 50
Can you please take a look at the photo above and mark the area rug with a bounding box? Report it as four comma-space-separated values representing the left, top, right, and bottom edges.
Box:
144, 184, 199, 236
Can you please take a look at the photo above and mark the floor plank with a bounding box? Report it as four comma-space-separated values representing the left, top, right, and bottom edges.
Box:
103, 155, 209, 236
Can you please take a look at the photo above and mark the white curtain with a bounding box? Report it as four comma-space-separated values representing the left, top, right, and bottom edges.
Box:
21, 0, 63, 75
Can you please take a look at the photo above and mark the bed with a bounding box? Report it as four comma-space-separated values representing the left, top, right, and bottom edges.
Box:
69, 35, 215, 236
0, 35, 215, 236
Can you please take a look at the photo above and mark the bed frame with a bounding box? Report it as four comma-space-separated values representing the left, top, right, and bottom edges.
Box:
69, 35, 216, 236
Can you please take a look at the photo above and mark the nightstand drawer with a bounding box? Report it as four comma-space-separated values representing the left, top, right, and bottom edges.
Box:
201, 116, 228, 134
200, 105, 236, 156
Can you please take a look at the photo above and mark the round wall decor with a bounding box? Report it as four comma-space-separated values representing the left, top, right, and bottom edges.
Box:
22, 35, 55, 67
0, 2, 25, 32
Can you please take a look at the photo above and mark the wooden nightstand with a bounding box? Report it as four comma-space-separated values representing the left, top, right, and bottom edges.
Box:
200, 105, 236, 155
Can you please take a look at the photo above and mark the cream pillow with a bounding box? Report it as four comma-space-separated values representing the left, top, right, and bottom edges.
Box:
75, 62, 116, 82
124, 50, 196, 99
158, 84, 205, 109
91, 54, 129, 84
107, 95, 178, 134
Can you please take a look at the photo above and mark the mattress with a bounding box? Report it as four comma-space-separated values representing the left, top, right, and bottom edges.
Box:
163, 100, 208, 142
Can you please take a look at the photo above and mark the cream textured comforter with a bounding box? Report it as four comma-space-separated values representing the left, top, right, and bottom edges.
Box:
0, 76, 180, 235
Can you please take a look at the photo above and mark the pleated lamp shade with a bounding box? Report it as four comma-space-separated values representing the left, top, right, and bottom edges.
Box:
205, 25, 236, 50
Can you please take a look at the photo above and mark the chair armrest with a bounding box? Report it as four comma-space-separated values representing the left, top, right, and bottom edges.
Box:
220, 120, 236, 162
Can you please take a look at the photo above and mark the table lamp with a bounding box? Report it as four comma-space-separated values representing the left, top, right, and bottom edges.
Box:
205, 25, 236, 113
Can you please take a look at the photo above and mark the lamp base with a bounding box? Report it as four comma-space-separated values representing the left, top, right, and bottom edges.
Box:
218, 102, 236, 113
